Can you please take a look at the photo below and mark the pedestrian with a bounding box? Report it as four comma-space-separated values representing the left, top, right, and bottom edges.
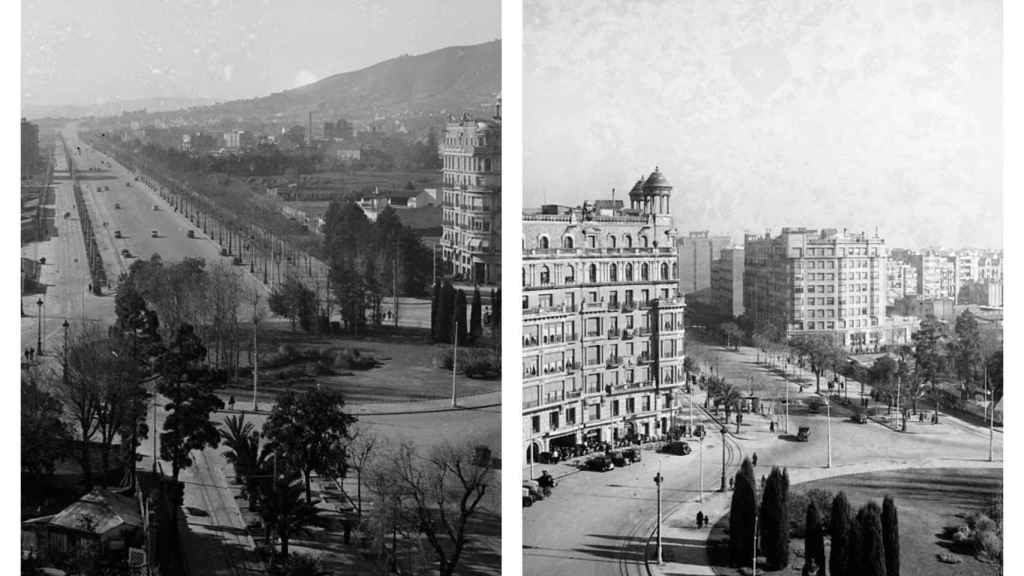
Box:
729, 477, 734, 490
761, 475, 766, 490
752, 452, 758, 467
769, 420, 776, 433
700, 512, 707, 528
696, 510, 704, 529
228, 395, 236, 411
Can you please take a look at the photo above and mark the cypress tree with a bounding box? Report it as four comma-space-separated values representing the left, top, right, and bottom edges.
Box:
493, 288, 501, 328
857, 502, 887, 576
470, 286, 483, 342
455, 289, 468, 344
830, 491, 852, 576
803, 502, 825, 576
729, 458, 757, 567
438, 281, 454, 343
882, 496, 900, 576
431, 280, 441, 340
760, 467, 790, 569
846, 516, 864, 576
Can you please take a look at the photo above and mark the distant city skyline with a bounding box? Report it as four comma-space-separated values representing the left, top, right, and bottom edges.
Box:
524, 0, 1002, 251
22, 0, 499, 110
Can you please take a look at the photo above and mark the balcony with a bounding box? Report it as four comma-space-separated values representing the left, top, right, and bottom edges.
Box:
607, 329, 620, 339
621, 301, 636, 313
638, 353, 651, 365
621, 328, 635, 340
605, 355, 623, 368
582, 301, 606, 312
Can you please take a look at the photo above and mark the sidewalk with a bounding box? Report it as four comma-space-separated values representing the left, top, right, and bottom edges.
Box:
647, 457, 1004, 576
221, 390, 502, 417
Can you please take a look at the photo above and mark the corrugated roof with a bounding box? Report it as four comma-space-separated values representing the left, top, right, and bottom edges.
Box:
47, 489, 141, 535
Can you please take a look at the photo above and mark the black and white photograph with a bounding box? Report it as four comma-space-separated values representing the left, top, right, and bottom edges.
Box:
521, 1, 1003, 575
19, 1, 501, 574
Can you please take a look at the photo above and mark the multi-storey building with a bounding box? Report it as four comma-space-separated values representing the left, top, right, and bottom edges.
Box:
22, 118, 39, 178
711, 247, 745, 318
744, 228, 888, 349
677, 231, 731, 305
440, 98, 501, 284
913, 252, 956, 299
885, 260, 918, 305
522, 169, 685, 458
978, 252, 1002, 283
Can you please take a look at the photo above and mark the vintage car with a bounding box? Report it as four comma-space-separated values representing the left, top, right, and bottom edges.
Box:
583, 455, 614, 472
797, 426, 811, 442
660, 441, 692, 456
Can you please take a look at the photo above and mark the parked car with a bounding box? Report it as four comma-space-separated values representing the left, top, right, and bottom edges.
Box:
114, 203, 121, 210
622, 447, 643, 464
660, 441, 692, 456
114, 230, 122, 239
609, 451, 628, 468
807, 400, 823, 414
852, 412, 868, 424
152, 205, 159, 211
187, 230, 196, 239
583, 455, 614, 472
151, 230, 159, 238
523, 480, 543, 502
120, 249, 133, 259
523, 487, 535, 507
797, 426, 811, 442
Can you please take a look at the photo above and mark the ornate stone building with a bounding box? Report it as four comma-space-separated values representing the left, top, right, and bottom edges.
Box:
440, 99, 501, 285
522, 168, 686, 459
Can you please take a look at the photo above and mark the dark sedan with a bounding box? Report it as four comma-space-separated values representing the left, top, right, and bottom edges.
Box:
583, 455, 614, 472
660, 441, 692, 456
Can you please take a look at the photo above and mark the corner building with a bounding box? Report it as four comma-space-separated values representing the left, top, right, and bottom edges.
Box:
522, 168, 686, 459
440, 99, 502, 285
744, 228, 888, 350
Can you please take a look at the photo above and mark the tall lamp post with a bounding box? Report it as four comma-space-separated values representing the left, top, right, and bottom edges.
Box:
62, 320, 70, 383
252, 318, 260, 412
825, 396, 832, 469
654, 471, 664, 565
36, 298, 44, 356
698, 434, 704, 503
720, 426, 727, 491
451, 321, 459, 407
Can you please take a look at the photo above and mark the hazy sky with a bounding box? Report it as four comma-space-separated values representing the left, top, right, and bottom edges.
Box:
525, 0, 1002, 250
22, 0, 499, 107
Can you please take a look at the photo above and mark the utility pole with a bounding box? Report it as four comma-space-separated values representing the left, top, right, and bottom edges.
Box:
451, 321, 458, 407
985, 365, 993, 462
826, 397, 832, 469
36, 298, 44, 355
654, 471, 664, 565
753, 514, 759, 576
698, 434, 704, 503
252, 319, 260, 412
720, 426, 727, 491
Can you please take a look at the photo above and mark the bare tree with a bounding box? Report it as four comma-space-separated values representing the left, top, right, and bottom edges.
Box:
348, 425, 379, 519
376, 440, 496, 576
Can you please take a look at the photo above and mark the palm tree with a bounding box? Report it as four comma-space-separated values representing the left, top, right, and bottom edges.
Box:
221, 414, 264, 508
716, 382, 744, 429
260, 474, 324, 558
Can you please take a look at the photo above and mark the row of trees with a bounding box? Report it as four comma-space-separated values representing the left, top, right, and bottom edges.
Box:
322, 201, 433, 333
728, 457, 900, 575
430, 282, 502, 345
219, 387, 495, 575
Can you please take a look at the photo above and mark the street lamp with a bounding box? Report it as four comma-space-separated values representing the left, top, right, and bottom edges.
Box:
62, 319, 70, 383
252, 317, 260, 412
451, 321, 459, 407
825, 396, 832, 469
654, 471, 664, 565
698, 434, 704, 503
36, 298, 44, 356
720, 426, 727, 491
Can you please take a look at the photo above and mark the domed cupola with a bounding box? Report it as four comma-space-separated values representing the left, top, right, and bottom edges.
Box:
633, 166, 673, 214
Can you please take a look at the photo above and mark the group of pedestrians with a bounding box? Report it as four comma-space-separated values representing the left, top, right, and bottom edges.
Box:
23, 347, 37, 363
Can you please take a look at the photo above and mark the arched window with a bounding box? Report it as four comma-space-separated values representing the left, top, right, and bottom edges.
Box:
565, 265, 575, 284
522, 267, 527, 286
540, 265, 551, 285
641, 263, 650, 281
538, 235, 549, 249
640, 235, 649, 248
672, 263, 678, 279
563, 235, 575, 249
625, 264, 634, 281
661, 263, 669, 280
624, 235, 633, 248
608, 234, 617, 248
609, 263, 618, 282
588, 264, 597, 283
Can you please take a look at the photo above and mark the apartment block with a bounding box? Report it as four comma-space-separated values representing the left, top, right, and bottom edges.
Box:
743, 228, 888, 349
522, 169, 686, 458
440, 99, 502, 285
711, 247, 745, 318
677, 231, 730, 304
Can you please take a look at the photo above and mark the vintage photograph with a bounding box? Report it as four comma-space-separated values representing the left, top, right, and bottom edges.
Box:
522, 1, 1002, 575
20, 1, 501, 574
